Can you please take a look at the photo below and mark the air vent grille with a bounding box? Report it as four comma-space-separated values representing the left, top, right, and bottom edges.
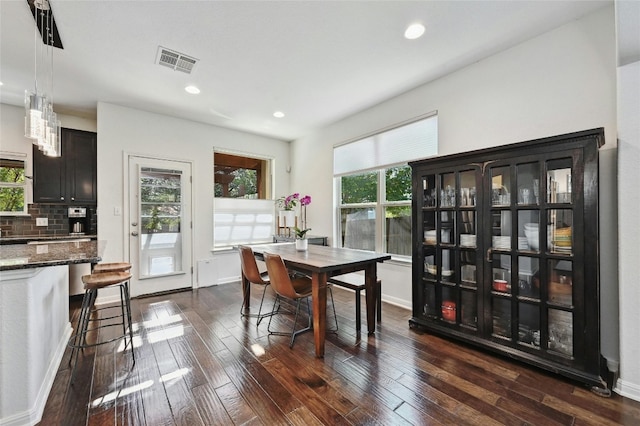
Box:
156, 47, 198, 74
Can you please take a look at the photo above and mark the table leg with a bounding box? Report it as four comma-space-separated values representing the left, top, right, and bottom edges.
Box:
311, 271, 327, 357
365, 264, 377, 335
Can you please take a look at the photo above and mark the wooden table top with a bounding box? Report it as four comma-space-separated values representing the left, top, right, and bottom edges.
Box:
250, 243, 391, 274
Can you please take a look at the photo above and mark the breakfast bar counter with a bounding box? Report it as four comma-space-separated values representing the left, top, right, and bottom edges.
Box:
0, 240, 104, 425
0, 239, 104, 271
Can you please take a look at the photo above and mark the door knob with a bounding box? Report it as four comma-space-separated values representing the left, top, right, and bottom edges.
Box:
131, 231, 139, 236
131, 222, 138, 226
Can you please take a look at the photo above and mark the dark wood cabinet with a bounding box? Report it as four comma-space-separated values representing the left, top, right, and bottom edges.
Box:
409, 128, 608, 392
33, 128, 97, 204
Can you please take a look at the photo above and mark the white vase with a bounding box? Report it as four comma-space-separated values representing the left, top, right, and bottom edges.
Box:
279, 210, 296, 227
295, 238, 308, 251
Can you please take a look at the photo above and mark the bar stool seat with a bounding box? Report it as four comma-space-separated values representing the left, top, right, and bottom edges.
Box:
93, 262, 132, 273
68, 270, 135, 383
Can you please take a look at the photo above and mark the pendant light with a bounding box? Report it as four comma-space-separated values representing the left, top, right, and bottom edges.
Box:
24, 0, 61, 157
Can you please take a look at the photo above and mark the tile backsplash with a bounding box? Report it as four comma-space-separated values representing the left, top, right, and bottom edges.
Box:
0, 204, 97, 237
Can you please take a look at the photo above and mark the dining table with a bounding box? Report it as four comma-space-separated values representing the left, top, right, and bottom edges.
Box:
247, 243, 391, 357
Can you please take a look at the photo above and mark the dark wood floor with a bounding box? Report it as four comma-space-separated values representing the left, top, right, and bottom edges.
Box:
39, 282, 640, 425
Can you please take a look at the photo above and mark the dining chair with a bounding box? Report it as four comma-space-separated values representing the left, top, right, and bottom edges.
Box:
238, 245, 278, 325
264, 252, 338, 348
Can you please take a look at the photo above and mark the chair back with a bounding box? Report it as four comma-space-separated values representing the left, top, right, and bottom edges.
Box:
239, 245, 269, 285
264, 252, 300, 299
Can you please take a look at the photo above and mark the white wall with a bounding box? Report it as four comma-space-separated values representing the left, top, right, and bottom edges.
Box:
96, 103, 290, 285
292, 4, 619, 369
615, 0, 640, 400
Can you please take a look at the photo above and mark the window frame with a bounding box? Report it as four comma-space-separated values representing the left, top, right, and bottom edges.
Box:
212, 148, 275, 250
0, 152, 29, 216
333, 112, 438, 259
337, 164, 412, 259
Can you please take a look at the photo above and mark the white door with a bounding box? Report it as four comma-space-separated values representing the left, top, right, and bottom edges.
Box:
128, 155, 193, 297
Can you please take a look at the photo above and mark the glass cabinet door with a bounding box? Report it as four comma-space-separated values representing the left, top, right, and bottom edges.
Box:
485, 156, 578, 358
419, 168, 480, 330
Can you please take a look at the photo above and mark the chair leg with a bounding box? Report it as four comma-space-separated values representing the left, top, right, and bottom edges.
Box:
327, 286, 338, 333
289, 297, 312, 348
267, 295, 280, 334
355, 289, 362, 332
242, 283, 279, 324
376, 280, 382, 323
123, 281, 136, 364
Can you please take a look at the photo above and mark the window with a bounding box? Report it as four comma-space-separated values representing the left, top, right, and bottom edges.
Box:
335, 114, 437, 257
339, 166, 412, 256
214, 151, 270, 199
213, 150, 274, 249
0, 153, 28, 215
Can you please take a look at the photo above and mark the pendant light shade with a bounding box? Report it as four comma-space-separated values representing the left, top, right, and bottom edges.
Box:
24, 0, 61, 157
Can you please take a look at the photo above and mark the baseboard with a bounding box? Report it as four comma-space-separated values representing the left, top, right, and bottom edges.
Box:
614, 377, 640, 402
0, 323, 72, 426
381, 295, 411, 310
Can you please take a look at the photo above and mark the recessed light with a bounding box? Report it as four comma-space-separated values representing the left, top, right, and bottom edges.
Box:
404, 23, 425, 40
273, 111, 285, 118
184, 85, 200, 94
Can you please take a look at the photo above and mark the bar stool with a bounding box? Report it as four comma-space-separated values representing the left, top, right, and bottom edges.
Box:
93, 261, 132, 273
68, 270, 135, 383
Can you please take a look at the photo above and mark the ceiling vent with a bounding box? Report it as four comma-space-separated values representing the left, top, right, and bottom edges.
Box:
156, 47, 198, 74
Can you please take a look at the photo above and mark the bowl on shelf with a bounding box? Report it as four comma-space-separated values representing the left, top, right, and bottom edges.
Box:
493, 279, 509, 292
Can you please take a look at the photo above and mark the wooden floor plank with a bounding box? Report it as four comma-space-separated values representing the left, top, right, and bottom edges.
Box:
35, 284, 640, 426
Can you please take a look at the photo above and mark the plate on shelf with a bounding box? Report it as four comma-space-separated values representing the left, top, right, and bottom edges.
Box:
553, 245, 572, 253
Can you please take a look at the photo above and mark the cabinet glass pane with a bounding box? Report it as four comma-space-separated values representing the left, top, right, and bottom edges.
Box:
492, 298, 511, 338
492, 256, 511, 293
516, 162, 539, 205
422, 174, 436, 207
442, 287, 457, 323
460, 211, 476, 246
549, 260, 573, 306
423, 211, 436, 244
549, 309, 573, 356
459, 170, 477, 207
549, 209, 572, 254
518, 268, 540, 299
440, 248, 454, 283
422, 284, 437, 318
518, 303, 540, 348
546, 160, 572, 204
440, 173, 456, 207
423, 250, 436, 281
519, 210, 540, 252
440, 211, 455, 244
461, 291, 477, 328
491, 166, 511, 206
518, 256, 539, 298
460, 251, 477, 287
491, 211, 511, 250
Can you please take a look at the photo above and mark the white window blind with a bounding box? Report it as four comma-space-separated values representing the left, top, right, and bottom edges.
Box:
333, 114, 438, 176
213, 198, 274, 248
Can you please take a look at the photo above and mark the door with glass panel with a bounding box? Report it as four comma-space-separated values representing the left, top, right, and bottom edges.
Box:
128, 156, 193, 297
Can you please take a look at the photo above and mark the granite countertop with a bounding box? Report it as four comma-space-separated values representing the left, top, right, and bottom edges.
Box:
0, 234, 98, 245
0, 240, 104, 271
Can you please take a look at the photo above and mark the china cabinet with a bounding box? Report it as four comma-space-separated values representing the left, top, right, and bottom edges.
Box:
409, 128, 608, 392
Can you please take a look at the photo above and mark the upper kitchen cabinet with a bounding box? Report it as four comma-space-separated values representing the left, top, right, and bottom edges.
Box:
33, 128, 97, 204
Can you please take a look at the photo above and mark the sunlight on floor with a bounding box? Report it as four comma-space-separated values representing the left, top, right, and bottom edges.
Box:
147, 324, 185, 343
91, 380, 154, 407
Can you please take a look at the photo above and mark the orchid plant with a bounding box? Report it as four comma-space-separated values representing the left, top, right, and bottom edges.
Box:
276, 193, 311, 210
293, 226, 311, 239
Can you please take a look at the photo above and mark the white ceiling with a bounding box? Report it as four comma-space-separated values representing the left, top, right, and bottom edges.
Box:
0, 0, 611, 142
